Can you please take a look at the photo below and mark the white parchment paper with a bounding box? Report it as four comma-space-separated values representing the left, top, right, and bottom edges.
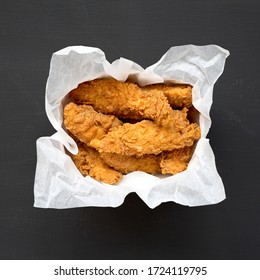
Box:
34, 45, 229, 209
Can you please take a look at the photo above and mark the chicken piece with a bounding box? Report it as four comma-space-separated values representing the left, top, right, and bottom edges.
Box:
143, 83, 193, 108
68, 78, 175, 127
71, 141, 122, 185
90, 120, 201, 157
160, 146, 195, 175
168, 107, 190, 131
64, 102, 122, 145
100, 152, 161, 174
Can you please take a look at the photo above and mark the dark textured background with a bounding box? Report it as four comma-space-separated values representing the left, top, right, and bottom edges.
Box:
0, 0, 259, 260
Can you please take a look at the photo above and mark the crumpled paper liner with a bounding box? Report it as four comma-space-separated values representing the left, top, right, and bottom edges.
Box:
34, 45, 229, 209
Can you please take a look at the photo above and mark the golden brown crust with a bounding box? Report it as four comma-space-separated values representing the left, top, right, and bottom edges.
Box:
90, 120, 200, 157
71, 142, 122, 184
143, 83, 193, 108
100, 152, 161, 174
64, 79, 200, 185
160, 146, 195, 175
68, 78, 175, 127
64, 102, 122, 145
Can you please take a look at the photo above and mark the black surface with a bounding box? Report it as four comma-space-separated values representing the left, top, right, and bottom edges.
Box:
0, 0, 260, 260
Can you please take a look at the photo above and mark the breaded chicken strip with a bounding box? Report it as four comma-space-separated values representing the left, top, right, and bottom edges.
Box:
90, 120, 201, 157
68, 78, 175, 127
143, 83, 193, 108
64, 102, 122, 145
100, 152, 161, 174
71, 141, 122, 184
160, 146, 195, 175
100, 147, 195, 175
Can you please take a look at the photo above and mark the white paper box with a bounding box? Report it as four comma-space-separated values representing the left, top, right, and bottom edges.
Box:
34, 45, 229, 209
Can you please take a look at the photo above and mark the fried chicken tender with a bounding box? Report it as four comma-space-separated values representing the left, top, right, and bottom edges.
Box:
143, 83, 193, 108
64, 102, 122, 145
160, 146, 195, 175
100, 147, 195, 175
68, 78, 175, 127
90, 120, 201, 157
100, 152, 161, 174
71, 141, 122, 184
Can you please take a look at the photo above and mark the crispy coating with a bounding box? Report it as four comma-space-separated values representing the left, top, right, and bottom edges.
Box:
64, 79, 200, 184
90, 120, 201, 157
100, 152, 161, 174
160, 146, 195, 175
64, 102, 122, 145
68, 78, 175, 127
71, 142, 122, 184
143, 83, 193, 108
100, 146, 196, 175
